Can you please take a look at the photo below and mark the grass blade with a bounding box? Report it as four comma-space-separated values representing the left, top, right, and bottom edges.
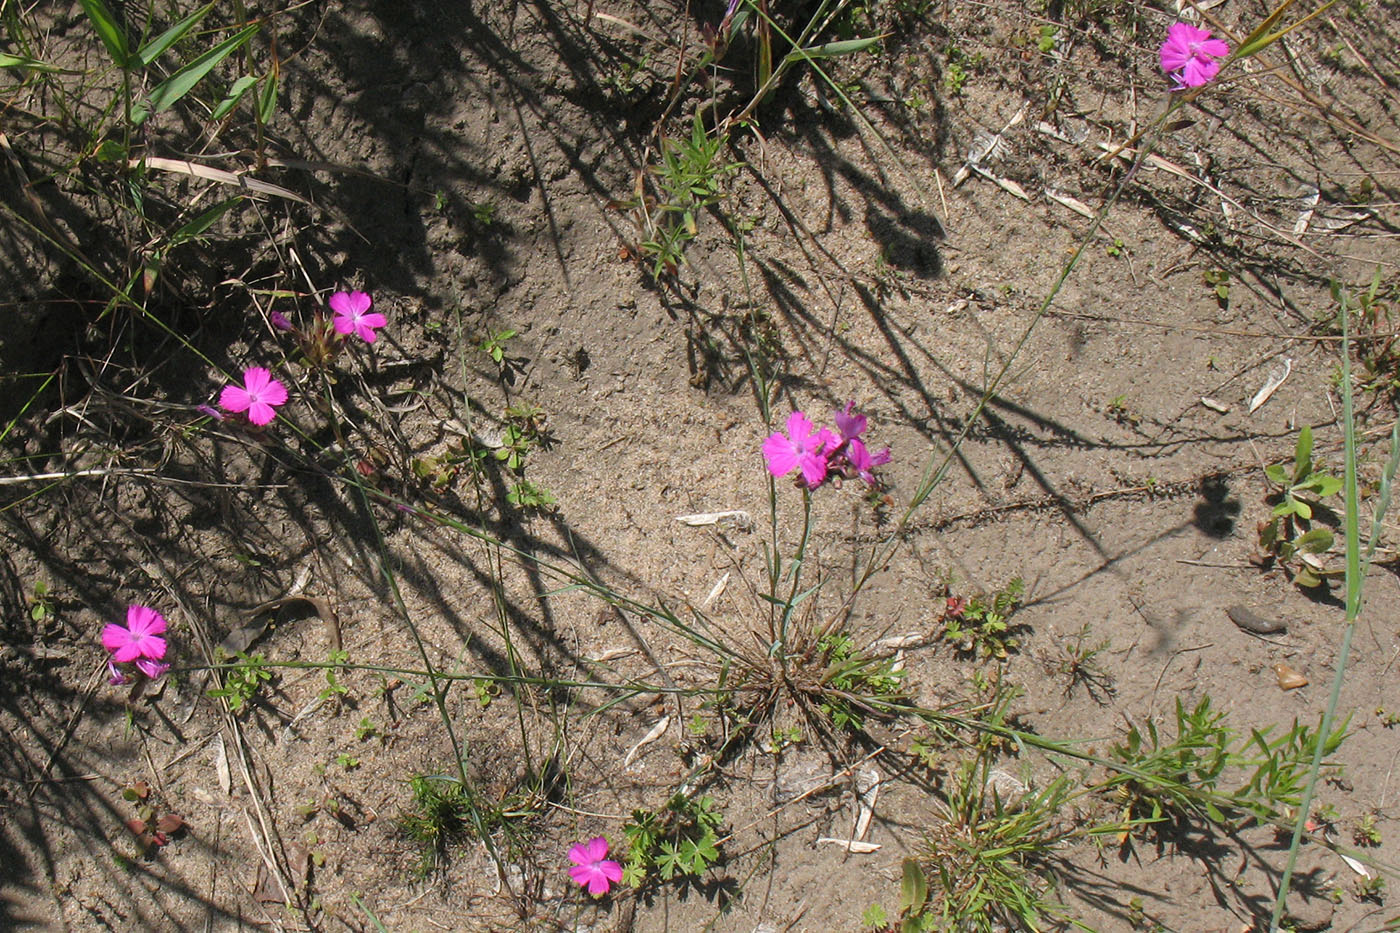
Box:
133, 23, 259, 125
210, 74, 258, 121
78, 0, 129, 68
1268, 284, 1362, 931
134, 1, 216, 69
0, 52, 70, 73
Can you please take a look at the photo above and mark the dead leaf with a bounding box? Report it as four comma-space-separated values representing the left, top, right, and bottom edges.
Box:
1248, 358, 1292, 414
816, 837, 881, 852
213, 734, 231, 796
623, 715, 670, 767
1274, 663, 1308, 690
1200, 397, 1230, 414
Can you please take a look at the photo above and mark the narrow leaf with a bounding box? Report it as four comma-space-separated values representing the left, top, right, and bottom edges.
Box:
258, 71, 278, 123
134, 2, 215, 68
210, 75, 258, 121
166, 197, 241, 248
0, 52, 69, 73
79, 0, 129, 68
134, 23, 259, 125
783, 36, 883, 66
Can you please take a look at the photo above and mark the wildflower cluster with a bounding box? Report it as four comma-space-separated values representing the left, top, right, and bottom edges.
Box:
1159, 22, 1229, 90
209, 290, 385, 426
102, 605, 169, 683
762, 401, 891, 490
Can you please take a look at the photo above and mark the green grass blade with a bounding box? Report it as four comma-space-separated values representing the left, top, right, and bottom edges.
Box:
165, 196, 241, 249
258, 71, 279, 123
133, 1, 216, 68
0, 52, 70, 73
78, 0, 129, 68
1268, 285, 1362, 931
133, 23, 259, 125
210, 74, 258, 120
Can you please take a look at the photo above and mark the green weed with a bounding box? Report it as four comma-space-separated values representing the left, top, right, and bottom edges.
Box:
1256, 425, 1342, 588
941, 578, 1025, 659
208, 651, 273, 712
622, 793, 724, 888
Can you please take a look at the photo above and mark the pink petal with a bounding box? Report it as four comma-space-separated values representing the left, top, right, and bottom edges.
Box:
833, 402, 866, 441
1181, 57, 1218, 86
568, 864, 593, 885
102, 623, 133, 654
599, 859, 623, 883
798, 451, 829, 488
135, 634, 167, 661
1159, 42, 1190, 73
328, 291, 356, 316
763, 433, 799, 477
584, 837, 609, 862
242, 367, 272, 395
247, 401, 277, 426
135, 658, 170, 679
356, 323, 379, 343
332, 314, 356, 336
126, 605, 166, 638
1168, 21, 1209, 45
784, 412, 815, 448
111, 641, 142, 663
258, 378, 288, 407
567, 842, 591, 866
335, 291, 372, 315
107, 661, 130, 685
219, 384, 252, 414
360, 312, 386, 329
1198, 37, 1229, 58
586, 870, 612, 896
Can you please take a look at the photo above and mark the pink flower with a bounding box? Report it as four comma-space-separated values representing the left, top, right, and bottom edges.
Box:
269, 310, 294, 332
763, 411, 836, 488
833, 400, 868, 442
567, 836, 623, 896
102, 605, 168, 664
219, 367, 288, 426
1159, 22, 1229, 89
845, 438, 892, 486
330, 291, 386, 344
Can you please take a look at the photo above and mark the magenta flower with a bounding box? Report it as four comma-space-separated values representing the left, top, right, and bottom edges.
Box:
763, 411, 836, 489
845, 438, 892, 486
833, 400, 868, 443
102, 605, 168, 665
219, 367, 288, 426
330, 291, 386, 344
269, 310, 294, 332
567, 836, 623, 896
1159, 22, 1229, 89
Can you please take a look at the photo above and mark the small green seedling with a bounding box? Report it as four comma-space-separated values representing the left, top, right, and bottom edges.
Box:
1355, 812, 1382, 846
1257, 425, 1342, 588
479, 329, 516, 366
1203, 268, 1230, 305
355, 717, 378, 741
27, 580, 54, 622
1036, 25, 1058, 52
507, 480, 557, 511
208, 651, 273, 711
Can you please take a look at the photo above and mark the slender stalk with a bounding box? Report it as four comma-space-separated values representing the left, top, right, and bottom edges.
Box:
1268, 286, 1363, 931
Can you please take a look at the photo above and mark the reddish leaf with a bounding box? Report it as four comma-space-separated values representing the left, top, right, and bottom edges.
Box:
156, 813, 186, 834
